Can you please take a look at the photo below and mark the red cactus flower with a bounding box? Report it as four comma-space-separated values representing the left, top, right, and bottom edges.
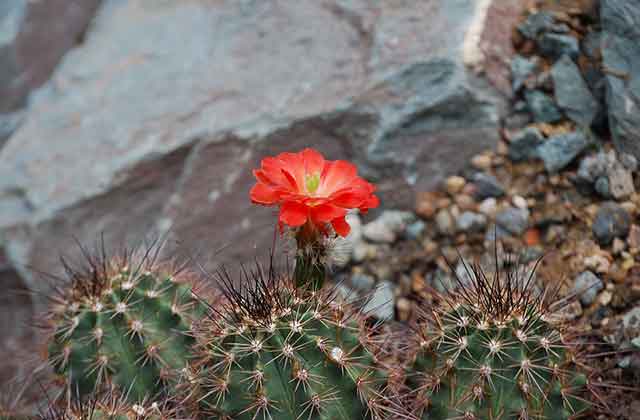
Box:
250, 148, 379, 237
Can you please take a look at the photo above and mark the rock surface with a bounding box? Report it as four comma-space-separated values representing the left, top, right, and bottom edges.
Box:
551, 55, 599, 127
537, 131, 592, 172
0, 0, 521, 375
601, 0, 640, 161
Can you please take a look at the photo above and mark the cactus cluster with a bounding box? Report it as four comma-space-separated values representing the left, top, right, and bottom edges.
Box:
407, 256, 591, 420
183, 264, 398, 420
44, 245, 207, 403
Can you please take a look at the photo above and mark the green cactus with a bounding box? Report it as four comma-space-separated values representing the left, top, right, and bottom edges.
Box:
408, 256, 592, 420
39, 389, 178, 420
185, 265, 399, 420
45, 246, 208, 404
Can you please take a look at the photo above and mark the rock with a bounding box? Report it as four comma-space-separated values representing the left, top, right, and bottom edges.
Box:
538, 33, 580, 60
592, 201, 632, 245
0, 111, 23, 149
0, 0, 520, 370
456, 211, 487, 234
601, 0, 640, 161
623, 306, 640, 331
435, 209, 455, 236
620, 153, 638, 171
524, 90, 562, 123
335, 213, 363, 267
472, 173, 505, 200
471, 154, 492, 170
511, 55, 539, 92
628, 224, 640, 249
479, 198, 498, 216
582, 30, 602, 60
405, 220, 425, 240
508, 126, 544, 162
574, 270, 603, 306
551, 55, 600, 127
537, 131, 592, 172
484, 224, 510, 242
577, 152, 608, 183
512, 195, 528, 210
594, 176, 611, 198
517, 12, 556, 39
445, 176, 466, 195
504, 112, 532, 130
607, 156, 636, 200
362, 210, 415, 243
363, 281, 394, 319
495, 207, 529, 236
350, 273, 375, 291
0, 0, 102, 113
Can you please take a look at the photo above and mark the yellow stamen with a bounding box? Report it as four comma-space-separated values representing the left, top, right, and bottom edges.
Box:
305, 173, 320, 193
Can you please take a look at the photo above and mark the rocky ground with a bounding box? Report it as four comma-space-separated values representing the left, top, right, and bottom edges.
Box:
334, 1, 640, 418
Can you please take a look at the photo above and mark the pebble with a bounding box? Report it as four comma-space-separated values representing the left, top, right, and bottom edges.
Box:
538, 33, 580, 60
406, 220, 426, 239
454, 194, 476, 211
471, 154, 492, 170
594, 176, 611, 198
584, 254, 611, 274
612, 238, 627, 255
350, 273, 375, 291
352, 242, 376, 263
472, 173, 505, 200
445, 176, 466, 195
416, 192, 439, 219
362, 210, 415, 243
573, 271, 604, 306
478, 198, 498, 216
524, 90, 562, 123
551, 54, 600, 127
536, 131, 592, 173
508, 126, 544, 162
592, 202, 631, 246
628, 225, 640, 249
517, 11, 556, 39
512, 195, 528, 210
456, 211, 487, 234
495, 207, 529, 236
364, 281, 395, 319
511, 55, 540, 92
435, 209, 455, 236
396, 297, 411, 322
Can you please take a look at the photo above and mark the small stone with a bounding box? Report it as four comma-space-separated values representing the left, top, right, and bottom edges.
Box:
454, 194, 476, 211
511, 55, 540, 92
471, 154, 492, 170
495, 207, 529, 236
517, 12, 555, 39
416, 196, 436, 219
595, 176, 611, 198
512, 195, 528, 210
551, 54, 600, 127
538, 33, 580, 60
612, 238, 627, 255
577, 152, 608, 184
622, 306, 640, 331
537, 131, 592, 173
435, 209, 455, 236
436, 197, 452, 209
620, 153, 638, 172
352, 243, 377, 263
456, 211, 487, 234
478, 198, 498, 216
364, 281, 394, 319
504, 112, 532, 131
362, 210, 415, 243
396, 297, 411, 322
472, 173, 505, 200
524, 90, 562, 123
592, 202, 631, 245
606, 155, 635, 200
574, 271, 603, 306
561, 300, 583, 320
508, 127, 544, 162
445, 176, 466, 195
584, 254, 611, 274
598, 290, 613, 306
406, 220, 425, 240
350, 273, 375, 291
582, 30, 602, 60
628, 225, 640, 249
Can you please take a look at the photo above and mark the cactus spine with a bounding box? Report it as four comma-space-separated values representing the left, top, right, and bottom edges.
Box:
185, 263, 396, 420
408, 256, 591, 419
45, 246, 207, 403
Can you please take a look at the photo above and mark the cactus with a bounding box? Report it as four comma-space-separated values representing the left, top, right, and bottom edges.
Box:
44, 243, 208, 403
184, 262, 401, 420
408, 254, 593, 420
39, 389, 179, 420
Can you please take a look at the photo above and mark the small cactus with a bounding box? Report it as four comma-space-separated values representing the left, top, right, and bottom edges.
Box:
184, 262, 399, 420
408, 254, 593, 420
44, 243, 208, 403
40, 389, 179, 420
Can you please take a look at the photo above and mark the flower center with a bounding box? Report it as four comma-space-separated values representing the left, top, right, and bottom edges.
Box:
305, 172, 320, 194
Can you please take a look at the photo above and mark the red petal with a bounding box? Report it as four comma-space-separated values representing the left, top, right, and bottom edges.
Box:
250, 183, 279, 204
331, 217, 351, 237
301, 148, 325, 175
329, 188, 367, 208
311, 204, 346, 223
281, 168, 300, 191
279, 201, 309, 227
320, 160, 358, 193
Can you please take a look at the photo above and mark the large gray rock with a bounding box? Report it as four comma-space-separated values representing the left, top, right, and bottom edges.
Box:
0, 0, 521, 380
601, 0, 640, 161
0, 0, 102, 139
